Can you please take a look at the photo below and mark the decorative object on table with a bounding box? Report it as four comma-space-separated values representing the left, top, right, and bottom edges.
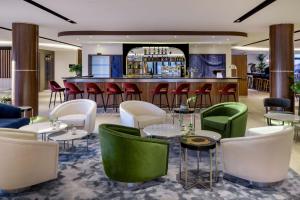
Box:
119, 100, 167, 129
0, 128, 58, 191
69, 64, 82, 77
49, 99, 97, 134
221, 126, 294, 187
201, 102, 248, 138
255, 54, 268, 73
99, 124, 169, 183
179, 135, 217, 190
0, 103, 30, 128
0, 95, 11, 104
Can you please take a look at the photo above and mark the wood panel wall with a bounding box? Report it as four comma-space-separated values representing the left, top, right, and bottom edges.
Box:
0, 48, 12, 78
232, 55, 248, 96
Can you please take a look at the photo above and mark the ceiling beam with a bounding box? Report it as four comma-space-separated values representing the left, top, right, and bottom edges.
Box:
234, 0, 276, 23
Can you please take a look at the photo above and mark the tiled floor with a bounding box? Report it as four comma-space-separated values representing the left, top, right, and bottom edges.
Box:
36, 89, 300, 174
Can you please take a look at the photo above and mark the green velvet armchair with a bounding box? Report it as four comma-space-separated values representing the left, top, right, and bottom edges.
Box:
99, 124, 169, 183
201, 102, 248, 138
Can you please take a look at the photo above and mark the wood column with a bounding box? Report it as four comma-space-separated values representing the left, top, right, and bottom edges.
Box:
269, 24, 294, 112
232, 55, 248, 96
77, 49, 82, 65
12, 23, 39, 115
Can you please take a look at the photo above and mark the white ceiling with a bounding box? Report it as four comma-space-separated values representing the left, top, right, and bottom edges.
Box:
0, 0, 300, 48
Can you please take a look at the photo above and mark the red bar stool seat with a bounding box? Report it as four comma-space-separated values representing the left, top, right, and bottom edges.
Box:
123, 83, 142, 100
64, 81, 84, 101
106, 83, 123, 112
219, 83, 237, 102
48, 80, 65, 108
194, 83, 212, 109
171, 83, 190, 110
85, 82, 106, 112
151, 83, 170, 110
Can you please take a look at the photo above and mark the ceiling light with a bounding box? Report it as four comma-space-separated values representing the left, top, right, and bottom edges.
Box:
39, 43, 80, 50
226, 38, 230, 41
212, 36, 216, 39
174, 35, 177, 38
126, 35, 130, 38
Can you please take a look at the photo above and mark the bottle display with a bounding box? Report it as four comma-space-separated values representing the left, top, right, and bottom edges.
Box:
126, 46, 186, 77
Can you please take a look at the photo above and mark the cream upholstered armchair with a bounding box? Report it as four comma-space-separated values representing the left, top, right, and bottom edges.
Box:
49, 99, 97, 133
221, 126, 294, 185
120, 101, 167, 129
0, 128, 59, 191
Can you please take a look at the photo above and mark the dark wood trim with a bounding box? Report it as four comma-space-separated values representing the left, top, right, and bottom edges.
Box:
234, 0, 277, 23
58, 31, 248, 37
23, 0, 76, 24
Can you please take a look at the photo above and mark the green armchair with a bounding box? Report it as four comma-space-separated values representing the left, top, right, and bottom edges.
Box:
99, 124, 169, 183
201, 102, 248, 138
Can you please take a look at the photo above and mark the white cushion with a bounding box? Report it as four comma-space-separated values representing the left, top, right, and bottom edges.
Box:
246, 126, 289, 136
135, 115, 165, 128
58, 114, 86, 127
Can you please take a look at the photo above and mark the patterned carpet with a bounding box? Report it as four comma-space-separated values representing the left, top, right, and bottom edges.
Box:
1, 133, 300, 200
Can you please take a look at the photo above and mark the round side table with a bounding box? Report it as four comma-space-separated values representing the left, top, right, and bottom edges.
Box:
179, 135, 217, 190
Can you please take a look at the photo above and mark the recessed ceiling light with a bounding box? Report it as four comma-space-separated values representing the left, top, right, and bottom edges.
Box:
174, 35, 177, 38
126, 35, 130, 38
226, 38, 230, 41
212, 36, 215, 39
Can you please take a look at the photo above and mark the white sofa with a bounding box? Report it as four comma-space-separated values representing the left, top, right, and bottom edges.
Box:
0, 128, 59, 191
246, 125, 290, 136
120, 100, 167, 128
221, 126, 294, 184
49, 99, 97, 133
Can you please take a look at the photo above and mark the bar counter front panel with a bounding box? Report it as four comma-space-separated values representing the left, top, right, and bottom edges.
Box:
63, 77, 240, 107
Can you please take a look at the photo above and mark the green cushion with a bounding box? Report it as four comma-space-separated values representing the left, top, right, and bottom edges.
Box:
203, 116, 229, 131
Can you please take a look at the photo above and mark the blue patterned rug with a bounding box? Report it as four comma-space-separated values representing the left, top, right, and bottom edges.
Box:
1, 134, 300, 200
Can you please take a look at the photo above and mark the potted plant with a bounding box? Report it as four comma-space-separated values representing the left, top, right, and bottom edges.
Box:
290, 79, 300, 115
0, 95, 12, 104
69, 64, 82, 77
256, 54, 268, 73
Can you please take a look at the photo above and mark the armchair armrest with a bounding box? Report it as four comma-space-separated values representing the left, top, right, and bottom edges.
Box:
0, 104, 22, 118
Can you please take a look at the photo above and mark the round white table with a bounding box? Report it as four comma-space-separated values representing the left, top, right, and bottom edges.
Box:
48, 129, 89, 151
264, 113, 300, 125
143, 123, 221, 141
20, 122, 68, 141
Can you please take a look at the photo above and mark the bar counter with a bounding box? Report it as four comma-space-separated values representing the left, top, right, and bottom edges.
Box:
63, 77, 240, 106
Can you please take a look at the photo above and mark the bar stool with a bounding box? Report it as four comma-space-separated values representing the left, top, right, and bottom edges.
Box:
219, 83, 237, 102
48, 80, 65, 108
151, 83, 170, 110
64, 82, 84, 101
194, 83, 212, 109
263, 79, 270, 92
85, 82, 106, 112
171, 83, 190, 110
123, 83, 142, 100
106, 83, 123, 112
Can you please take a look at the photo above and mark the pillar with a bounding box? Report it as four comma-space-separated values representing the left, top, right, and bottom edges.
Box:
269, 24, 294, 112
12, 23, 39, 115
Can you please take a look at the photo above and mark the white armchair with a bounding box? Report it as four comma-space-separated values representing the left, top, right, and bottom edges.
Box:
120, 101, 167, 128
49, 99, 97, 133
0, 128, 59, 191
221, 126, 294, 184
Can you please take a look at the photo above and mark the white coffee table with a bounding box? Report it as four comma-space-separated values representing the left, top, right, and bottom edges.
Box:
20, 122, 68, 141
264, 113, 300, 125
143, 123, 221, 141
48, 129, 89, 151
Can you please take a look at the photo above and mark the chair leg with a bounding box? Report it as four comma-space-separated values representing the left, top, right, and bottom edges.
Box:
200, 95, 203, 108
49, 91, 53, 108
106, 94, 110, 109
74, 94, 76, 100
66, 93, 69, 101
54, 92, 57, 106
165, 94, 170, 111
125, 94, 128, 101
113, 95, 116, 112
87, 93, 90, 99
209, 94, 212, 106
81, 93, 83, 98
159, 94, 162, 108
101, 93, 106, 112
219, 94, 222, 103
120, 94, 124, 102
59, 92, 62, 103
138, 93, 141, 101
152, 94, 155, 104
94, 94, 97, 105
171, 95, 176, 110
233, 94, 237, 102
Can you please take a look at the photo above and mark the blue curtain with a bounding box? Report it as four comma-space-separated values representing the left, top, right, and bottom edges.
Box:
189, 54, 226, 78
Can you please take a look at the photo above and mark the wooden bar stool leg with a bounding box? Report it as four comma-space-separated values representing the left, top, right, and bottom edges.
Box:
49, 91, 53, 108
54, 92, 57, 106
159, 94, 162, 108
209, 93, 212, 106
171, 95, 176, 110
101, 93, 106, 112
152, 94, 155, 104
106, 94, 110, 110
59, 92, 62, 103
165, 94, 170, 111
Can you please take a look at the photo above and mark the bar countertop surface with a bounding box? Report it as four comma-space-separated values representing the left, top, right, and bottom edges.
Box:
63, 76, 240, 83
